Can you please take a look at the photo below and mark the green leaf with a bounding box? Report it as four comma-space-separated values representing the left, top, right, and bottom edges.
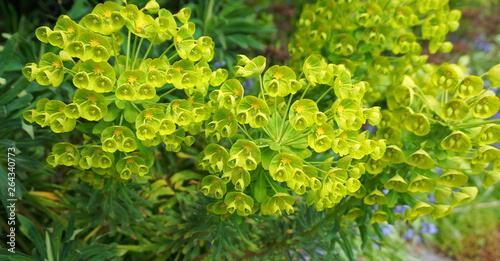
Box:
0, 33, 18, 76
18, 214, 47, 258
123, 103, 139, 123
0, 78, 31, 106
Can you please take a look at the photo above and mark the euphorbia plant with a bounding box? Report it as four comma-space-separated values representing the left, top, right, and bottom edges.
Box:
20, 0, 500, 258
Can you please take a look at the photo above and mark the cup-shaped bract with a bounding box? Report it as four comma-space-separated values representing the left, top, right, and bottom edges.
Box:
431, 64, 459, 91
75, 32, 112, 62
290, 99, 319, 131
221, 166, 251, 191
76, 60, 116, 93
384, 174, 408, 192
440, 131, 471, 152
478, 124, 500, 146
37, 52, 65, 87
236, 96, 270, 128
408, 175, 436, 193
432, 205, 452, 219
101, 126, 137, 153
263, 65, 301, 97
370, 210, 389, 224
457, 76, 483, 98
483, 171, 500, 189
84, 1, 124, 35
356, 2, 382, 28
330, 33, 357, 56
366, 158, 387, 175
72, 89, 108, 121
201, 175, 227, 199
472, 95, 500, 119
224, 192, 255, 216
363, 189, 388, 205
442, 99, 469, 121
233, 55, 266, 78
438, 170, 468, 188
308, 124, 335, 153
47, 142, 80, 167
485, 64, 500, 88
303, 54, 333, 85
332, 99, 365, 131
404, 113, 430, 136
218, 79, 244, 109
261, 193, 295, 216
407, 149, 434, 169
269, 153, 303, 183
472, 145, 500, 164
116, 156, 149, 179
228, 140, 261, 171
451, 187, 478, 207
199, 143, 229, 173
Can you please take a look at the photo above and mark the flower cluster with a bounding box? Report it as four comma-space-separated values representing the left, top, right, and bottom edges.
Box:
22, 0, 500, 221
289, 0, 461, 103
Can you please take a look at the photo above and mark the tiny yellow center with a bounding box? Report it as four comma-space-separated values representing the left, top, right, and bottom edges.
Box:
94, 148, 103, 154
341, 133, 348, 140
59, 106, 65, 113
87, 94, 98, 103
127, 75, 138, 84
126, 158, 135, 165
52, 61, 62, 69
171, 102, 180, 111
67, 26, 75, 34
113, 128, 123, 136
89, 39, 100, 47
93, 66, 104, 75
175, 66, 183, 71
280, 156, 292, 165
65, 146, 74, 153
336, 105, 345, 114
273, 71, 284, 80
134, 25, 143, 33
243, 144, 253, 153
316, 127, 325, 136
251, 102, 260, 111
175, 35, 183, 43
103, 10, 112, 18
295, 105, 305, 114
144, 112, 154, 120
148, 64, 156, 71
305, 63, 312, 70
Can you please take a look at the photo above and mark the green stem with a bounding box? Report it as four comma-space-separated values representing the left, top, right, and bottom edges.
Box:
132, 36, 144, 69
300, 83, 311, 100
203, 0, 215, 36
168, 52, 179, 62
259, 74, 266, 99
126, 30, 131, 70
110, 33, 120, 73
316, 86, 334, 103
238, 123, 253, 139
455, 119, 500, 128
160, 42, 175, 59
142, 38, 156, 61
159, 87, 176, 98
131, 102, 141, 112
